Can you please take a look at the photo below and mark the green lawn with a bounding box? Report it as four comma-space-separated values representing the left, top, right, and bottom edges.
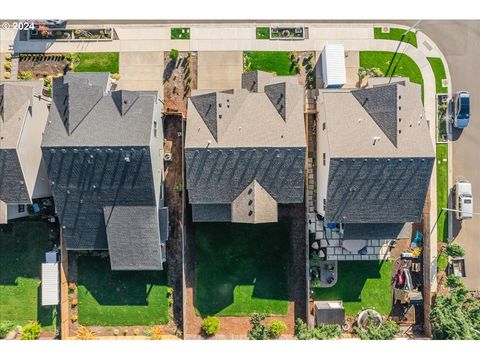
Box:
374, 27, 418, 48
436, 143, 449, 243
77, 256, 170, 326
256, 27, 270, 40
312, 261, 393, 316
74, 52, 119, 73
195, 222, 290, 317
244, 51, 295, 76
428, 57, 448, 94
171, 27, 190, 40
0, 222, 56, 329
360, 51, 424, 99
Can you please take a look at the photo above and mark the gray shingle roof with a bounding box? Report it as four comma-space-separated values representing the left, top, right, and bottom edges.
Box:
343, 223, 411, 240
186, 72, 306, 222
43, 73, 159, 147
191, 204, 232, 222
104, 205, 163, 270
352, 84, 398, 147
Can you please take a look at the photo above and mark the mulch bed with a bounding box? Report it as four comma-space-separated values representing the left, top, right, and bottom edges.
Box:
163, 51, 198, 116
18, 55, 68, 79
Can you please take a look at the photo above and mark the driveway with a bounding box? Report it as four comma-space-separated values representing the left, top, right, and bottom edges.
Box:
197, 51, 243, 90
117, 51, 164, 95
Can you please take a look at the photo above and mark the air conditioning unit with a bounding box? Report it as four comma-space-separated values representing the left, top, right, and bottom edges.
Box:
164, 153, 172, 162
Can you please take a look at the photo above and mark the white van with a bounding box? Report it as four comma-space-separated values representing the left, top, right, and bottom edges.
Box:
455, 180, 473, 220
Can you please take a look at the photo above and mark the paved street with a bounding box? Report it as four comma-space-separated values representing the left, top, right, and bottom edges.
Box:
418, 21, 480, 291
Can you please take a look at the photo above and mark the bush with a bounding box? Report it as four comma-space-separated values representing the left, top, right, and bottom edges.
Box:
21, 322, 41, 340
71, 298, 78, 307
4, 62, 12, 71
71, 314, 78, 322
111, 73, 121, 80
149, 325, 163, 340
446, 275, 464, 289
3, 71, 11, 79
0, 321, 15, 339
169, 49, 179, 61
247, 313, 268, 340
268, 320, 287, 339
202, 316, 220, 337
295, 319, 341, 340
354, 320, 399, 340
18, 71, 33, 80
4, 53, 12, 61
75, 326, 96, 340
445, 243, 465, 258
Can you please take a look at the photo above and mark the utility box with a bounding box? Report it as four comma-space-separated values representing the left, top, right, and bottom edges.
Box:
321, 44, 346, 88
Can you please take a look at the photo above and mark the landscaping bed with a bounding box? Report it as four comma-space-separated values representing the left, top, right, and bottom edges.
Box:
194, 222, 290, 317
171, 28, 190, 40
76, 256, 171, 326
312, 261, 393, 316
73, 52, 119, 73
256, 27, 270, 39
18, 53, 68, 79
30, 28, 112, 41
360, 51, 424, 98
0, 222, 57, 333
374, 27, 418, 47
436, 143, 449, 243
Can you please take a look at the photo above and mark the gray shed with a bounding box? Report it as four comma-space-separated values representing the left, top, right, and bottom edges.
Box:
314, 301, 345, 326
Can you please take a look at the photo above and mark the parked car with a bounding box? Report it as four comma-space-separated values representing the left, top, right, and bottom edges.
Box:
452, 91, 470, 129
455, 180, 473, 220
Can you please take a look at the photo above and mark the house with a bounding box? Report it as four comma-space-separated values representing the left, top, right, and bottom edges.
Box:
41, 73, 168, 271
185, 71, 307, 223
0, 80, 51, 224
315, 78, 435, 259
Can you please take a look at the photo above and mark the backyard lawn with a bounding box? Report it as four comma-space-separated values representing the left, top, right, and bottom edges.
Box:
360, 51, 424, 98
374, 27, 418, 48
195, 222, 290, 317
312, 261, 393, 316
74, 52, 119, 73
77, 256, 170, 326
244, 51, 295, 76
0, 222, 56, 329
428, 57, 448, 94
436, 143, 449, 243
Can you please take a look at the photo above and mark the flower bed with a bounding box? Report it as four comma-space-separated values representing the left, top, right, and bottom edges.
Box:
29, 28, 113, 41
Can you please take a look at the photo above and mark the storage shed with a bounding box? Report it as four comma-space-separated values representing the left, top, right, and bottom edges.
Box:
314, 300, 345, 326
41, 263, 59, 306
321, 44, 346, 88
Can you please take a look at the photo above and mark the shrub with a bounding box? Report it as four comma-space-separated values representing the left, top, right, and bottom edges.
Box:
247, 313, 268, 340
354, 320, 399, 340
0, 321, 15, 339
71, 298, 79, 307
167, 287, 174, 297
113, 329, 119, 336
149, 325, 163, 340
4, 62, 12, 71
169, 49, 179, 61
369, 67, 384, 77
71, 314, 78, 322
123, 329, 129, 336
446, 275, 464, 289
268, 320, 287, 339
75, 326, 96, 340
111, 73, 121, 80
294, 319, 341, 340
68, 282, 77, 292
21, 322, 41, 340
445, 243, 465, 258
133, 328, 140, 336
4, 53, 12, 61
18, 71, 33, 80
175, 183, 183, 193
358, 67, 367, 79
143, 327, 153, 337
202, 316, 220, 337
3, 71, 11, 79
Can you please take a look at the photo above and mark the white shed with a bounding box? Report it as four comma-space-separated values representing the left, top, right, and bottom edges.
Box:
41, 263, 59, 306
321, 44, 346, 88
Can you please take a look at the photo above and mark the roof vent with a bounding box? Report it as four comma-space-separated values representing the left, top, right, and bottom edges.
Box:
373, 136, 381, 145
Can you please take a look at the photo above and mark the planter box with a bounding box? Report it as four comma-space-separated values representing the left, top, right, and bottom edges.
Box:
270, 27, 306, 40
29, 28, 113, 42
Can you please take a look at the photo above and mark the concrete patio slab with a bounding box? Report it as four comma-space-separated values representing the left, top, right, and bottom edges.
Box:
117, 51, 164, 94
197, 51, 243, 90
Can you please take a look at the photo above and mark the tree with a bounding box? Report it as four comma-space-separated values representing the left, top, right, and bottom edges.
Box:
430, 286, 480, 340
354, 320, 399, 340
358, 67, 367, 80
268, 320, 287, 339
247, 313, 269, 340
445, 243, 465, 258
202, 316, 220, 337
169, 49, 179, 62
